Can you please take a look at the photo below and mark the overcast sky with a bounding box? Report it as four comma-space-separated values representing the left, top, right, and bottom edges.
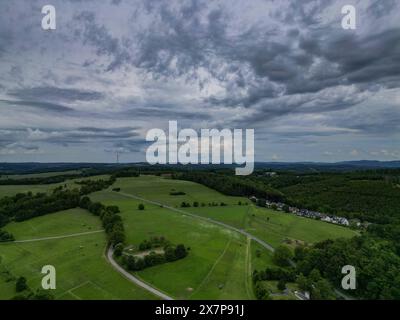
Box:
0, 0, 399, 163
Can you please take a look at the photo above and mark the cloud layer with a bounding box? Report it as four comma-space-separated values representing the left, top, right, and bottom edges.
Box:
0, 0, 399, 162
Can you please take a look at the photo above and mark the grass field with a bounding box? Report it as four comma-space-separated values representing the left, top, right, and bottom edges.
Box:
0, 173, 359, 300
110, 176, 358, 247
0, 208, 156, 300
112, 175, 247, 207
0, 170, 81, 180
87, 175, 357, 299
90, 190, 255, 299
0, 174, 110, 198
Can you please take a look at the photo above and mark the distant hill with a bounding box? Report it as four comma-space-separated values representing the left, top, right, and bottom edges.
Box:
255, 160, 400, 172
1, 160, 400, 174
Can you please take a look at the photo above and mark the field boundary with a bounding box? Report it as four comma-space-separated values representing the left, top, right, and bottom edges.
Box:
0, 230, 104, 244
189, 239, 232, 298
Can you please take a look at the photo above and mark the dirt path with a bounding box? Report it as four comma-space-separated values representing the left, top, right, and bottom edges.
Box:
0, 230, 104, 244
106, 246, 173, 300
117, 191, 276, 253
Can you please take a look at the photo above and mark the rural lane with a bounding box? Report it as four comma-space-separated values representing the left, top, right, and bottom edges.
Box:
117, 191, 275, 253
106, 246, 174, 300
1, 230, 104, 244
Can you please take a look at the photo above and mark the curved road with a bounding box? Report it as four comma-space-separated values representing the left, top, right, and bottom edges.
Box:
118, 191, 275, 252
107, 246, 174, 300
103, 191, 277, 301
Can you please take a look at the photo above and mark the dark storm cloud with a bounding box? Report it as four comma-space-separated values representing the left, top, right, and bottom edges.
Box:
74, 11, 132, 71
1, 0, 400, 161
120, 106, 211, 121
0, 99, 74, 113
105, 139, 150, 154
72, 0, 399, 113
9, 87, 105, 102
29, 127, 141, 145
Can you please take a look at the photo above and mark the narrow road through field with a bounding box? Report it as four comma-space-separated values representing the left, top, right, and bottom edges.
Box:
117, 191, 275, 253
1, 230, 104, 244
106, 246, 174, 300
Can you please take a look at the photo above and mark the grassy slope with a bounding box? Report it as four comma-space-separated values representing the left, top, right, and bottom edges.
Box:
0, 174, 110, 198
0, 170, 81, 180
90, 190, 254, 300
0, 174, 358, 300
112, 176, 357, 247
0, 208, 155, 300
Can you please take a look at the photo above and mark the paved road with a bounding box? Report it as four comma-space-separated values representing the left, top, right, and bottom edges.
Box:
112, 191, 349, 300
106, 246, 174, 300
118, 191, 275, 253
0, 230, 104, 244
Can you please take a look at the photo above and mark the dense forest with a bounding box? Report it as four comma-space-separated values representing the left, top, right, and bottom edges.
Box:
258, 170, 400, 223
172, 169, 400, 300
172, 172, 285, 202
294, 236, 400, 299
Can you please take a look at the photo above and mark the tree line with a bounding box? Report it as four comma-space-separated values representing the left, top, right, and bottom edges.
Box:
79, 197, 125, 246
172, 172, 285, 202
0, 176, 117, 241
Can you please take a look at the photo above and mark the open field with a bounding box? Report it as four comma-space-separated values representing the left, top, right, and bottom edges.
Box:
112, 176, 248, 207
110, 176, 358, 247
191, 205, 357, 247
0, 174, 110, 198
4, 209, 101, 240
0, 208, 156, 300
0, 170, 81, 180
0, 174, 358, 300
90, 190, 255, 299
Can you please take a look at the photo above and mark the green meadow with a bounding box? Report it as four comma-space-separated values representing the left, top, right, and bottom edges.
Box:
0, 173, 359, 300
0, 174, 110, 198
0, 170, 81, 180
0, 208, 156, 300
111, 176, 358, 247
90, 190, 255, 300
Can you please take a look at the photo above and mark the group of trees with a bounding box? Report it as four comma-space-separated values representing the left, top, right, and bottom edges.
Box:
0, 177, 117, 229
119, 238, 188, 271
0, 175, 78, 186
79, 197, 125, 246
180, 201, 227, 208
295, 270, 336, 300
169, 191, 186, 196
0, 230, 14, 242
112, 169, 140, 178
293, 236, 400, 299
252, 244, 336, 300
0, 175, 125, 246
173, 172, 285, 202
0, 189, 81, 223
266, 171, 400, 224
11, 276, 53, 300
0, 176, 119, 244
138, 236, 169, 251
77, 176, 116, 195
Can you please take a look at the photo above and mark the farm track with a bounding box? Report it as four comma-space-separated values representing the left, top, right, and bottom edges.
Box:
107, 246, 173, 300
117, 191, 276, 253
105, 190, 277, 301
0, 230, 104, 244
